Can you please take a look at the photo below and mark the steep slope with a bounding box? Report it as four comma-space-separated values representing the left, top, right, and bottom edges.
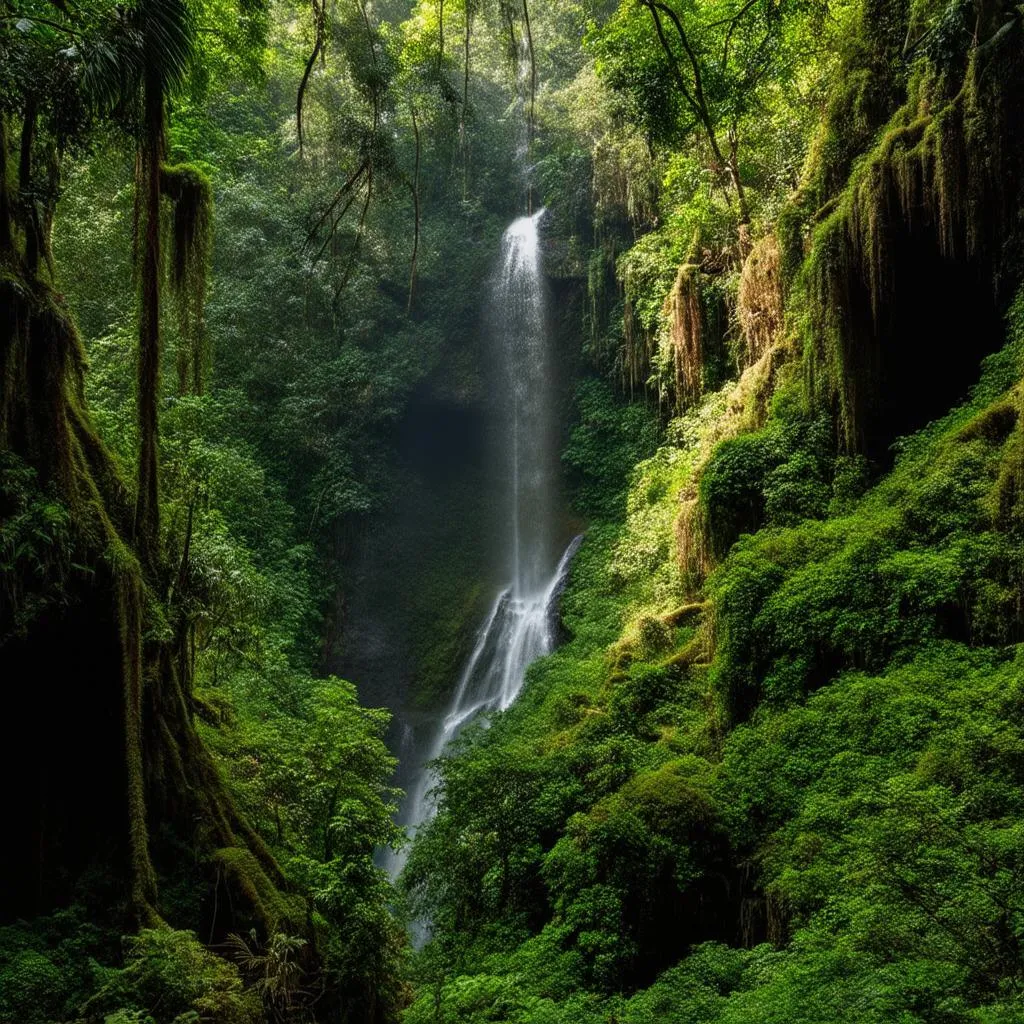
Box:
401, 0, 1024, 1018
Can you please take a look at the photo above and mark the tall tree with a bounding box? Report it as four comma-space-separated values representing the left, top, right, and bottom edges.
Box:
0, 0, 287, 937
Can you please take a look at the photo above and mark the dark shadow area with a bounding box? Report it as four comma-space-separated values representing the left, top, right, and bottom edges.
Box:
862, 226, 1006, 463
1, 573, 128, 921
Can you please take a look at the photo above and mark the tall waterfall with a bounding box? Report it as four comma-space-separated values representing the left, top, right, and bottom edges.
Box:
382, 209, 580, 878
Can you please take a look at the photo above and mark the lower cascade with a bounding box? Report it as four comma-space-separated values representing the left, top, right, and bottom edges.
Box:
382, 208, 580, 879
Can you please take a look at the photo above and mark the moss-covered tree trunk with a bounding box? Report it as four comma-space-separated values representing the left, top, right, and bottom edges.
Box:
0, 103, 297, 941
135, 72, 164, 552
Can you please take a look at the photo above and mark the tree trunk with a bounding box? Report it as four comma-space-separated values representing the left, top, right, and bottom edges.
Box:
0, 114, 11, 254
135, 73, 163, 552
19, 96, 40, 274
522, 0, 536, 213
408, 104, 421, 313
462, 6, 471, 199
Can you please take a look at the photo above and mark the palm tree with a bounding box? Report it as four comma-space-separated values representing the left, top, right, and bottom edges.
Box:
123, 0, 198, 550
4, 0, 204, 549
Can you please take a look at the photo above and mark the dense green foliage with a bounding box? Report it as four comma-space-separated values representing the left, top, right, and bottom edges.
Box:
396, 0, 1024, 1017
4, 0, 1024, 1011
401, 303, 1024, 1023
1, 0, 544, 1014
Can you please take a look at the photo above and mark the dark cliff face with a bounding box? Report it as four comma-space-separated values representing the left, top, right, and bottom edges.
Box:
328, 210, 589, 714
323, 381, 498, 865
326, 384, 496, 706
325, 215, 588, 823
540, 213, 591, 498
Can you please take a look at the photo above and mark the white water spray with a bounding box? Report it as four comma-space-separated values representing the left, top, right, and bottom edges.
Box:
382, 209, 580, 878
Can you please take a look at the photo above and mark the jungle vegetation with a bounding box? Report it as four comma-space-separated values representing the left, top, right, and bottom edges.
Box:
1, 0, 1023, 1014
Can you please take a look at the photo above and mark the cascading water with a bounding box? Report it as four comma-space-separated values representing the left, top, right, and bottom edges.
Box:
382, 208, 581, 879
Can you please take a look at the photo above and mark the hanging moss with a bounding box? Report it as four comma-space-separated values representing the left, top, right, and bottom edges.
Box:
161, 163, 213, 395
585, 240, 623, 374
801, 0, 911, 209
659, 264, 703, 414
737, 236, 784, 367
618, 235, 685, 402
772, 0, 914, 296
675, 487, 712, 587
620, 293, 653, 398
803, 35, 1024, 453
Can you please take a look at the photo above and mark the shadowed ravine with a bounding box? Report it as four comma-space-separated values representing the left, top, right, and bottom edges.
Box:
382, 209, 581, 879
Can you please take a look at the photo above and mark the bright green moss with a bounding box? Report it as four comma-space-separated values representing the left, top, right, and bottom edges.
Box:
699, 432, 781, 560
211, 848, 304, 933
708, 329, 1024, 725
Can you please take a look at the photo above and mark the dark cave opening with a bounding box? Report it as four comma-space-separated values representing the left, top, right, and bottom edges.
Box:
857, 208, 1007, 464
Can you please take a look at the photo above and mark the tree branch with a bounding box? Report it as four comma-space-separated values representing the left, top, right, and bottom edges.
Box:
297, 0, 325, 157
642, 0, 750, 223
305, 159, 368, 244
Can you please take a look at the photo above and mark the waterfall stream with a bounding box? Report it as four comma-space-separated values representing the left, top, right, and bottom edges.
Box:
382, 209, 581, 879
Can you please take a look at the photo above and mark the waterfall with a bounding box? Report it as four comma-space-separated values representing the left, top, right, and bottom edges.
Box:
382, 209, 581, 879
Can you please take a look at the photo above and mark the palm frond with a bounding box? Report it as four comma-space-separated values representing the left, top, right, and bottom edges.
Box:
134, 0, 196, 92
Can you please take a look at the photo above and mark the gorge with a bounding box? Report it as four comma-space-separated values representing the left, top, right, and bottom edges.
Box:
2, 0, 1024, 1020
382, 208, 582, 879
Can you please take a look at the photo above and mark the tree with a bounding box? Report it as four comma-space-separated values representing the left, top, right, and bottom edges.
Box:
589, 0, 827, 232
0, 0, 290, 938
